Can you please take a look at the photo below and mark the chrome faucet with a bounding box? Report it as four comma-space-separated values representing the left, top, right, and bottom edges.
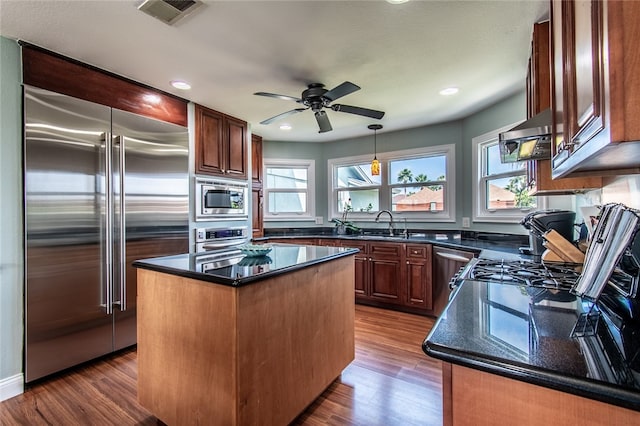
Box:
375, 209, 394, 236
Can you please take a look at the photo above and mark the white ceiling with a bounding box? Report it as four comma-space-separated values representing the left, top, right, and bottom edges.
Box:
0, 0, 548, 142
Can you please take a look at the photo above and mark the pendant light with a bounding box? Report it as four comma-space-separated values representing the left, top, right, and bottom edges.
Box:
368, 124, 382, 176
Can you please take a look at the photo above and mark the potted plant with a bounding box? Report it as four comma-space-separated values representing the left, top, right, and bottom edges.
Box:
332, 199, 360, 235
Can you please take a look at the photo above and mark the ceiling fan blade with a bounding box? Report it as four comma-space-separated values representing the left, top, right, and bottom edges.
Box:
260, 108, 307, 125
331, 104, 385, 119
254, 92, 303, 103
322, 81, 360, 102
315, 110, 333, 133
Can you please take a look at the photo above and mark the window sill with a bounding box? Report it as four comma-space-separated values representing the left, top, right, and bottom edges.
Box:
265, 216, 316, 222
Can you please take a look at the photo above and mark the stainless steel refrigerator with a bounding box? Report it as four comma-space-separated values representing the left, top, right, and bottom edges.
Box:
24, 86, 189, 382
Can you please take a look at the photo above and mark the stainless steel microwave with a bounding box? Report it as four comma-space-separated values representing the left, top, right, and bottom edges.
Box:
195, 177, 248, 221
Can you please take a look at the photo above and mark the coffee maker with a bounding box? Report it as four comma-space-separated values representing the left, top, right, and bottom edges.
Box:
520, 209, 576, 260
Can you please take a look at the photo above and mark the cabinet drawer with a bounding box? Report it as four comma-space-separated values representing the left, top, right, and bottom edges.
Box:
370, 242, 402, 258
406, 244, 429, 259
339, 240, 368, 254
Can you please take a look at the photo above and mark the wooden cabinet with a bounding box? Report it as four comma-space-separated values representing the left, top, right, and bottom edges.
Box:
251, 187, 263, 238
526, 21, 551, 119
550, 0, 640, 178
369, 243, 404, 305
251, 134, 263, 238
267, 236, 446, 316
525, 20, 602, 194
316, 238, 341, 246
405, 244, 433, 310
338, 240, 368, 298
431, 246, 474, 317
251, 134, 263, 186
194, 104, 247, 179
441, 363, 640, 426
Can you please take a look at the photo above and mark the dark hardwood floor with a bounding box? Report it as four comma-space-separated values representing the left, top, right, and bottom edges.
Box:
0, 305, 441, 426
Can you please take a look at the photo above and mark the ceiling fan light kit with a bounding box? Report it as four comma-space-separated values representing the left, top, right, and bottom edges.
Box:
254, 81, 385, 133
369, 124, 383, 176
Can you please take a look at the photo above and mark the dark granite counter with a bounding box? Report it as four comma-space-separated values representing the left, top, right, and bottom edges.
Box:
133, 243, 359, 286
260, 228, 531, 260
423, 279, 640, 411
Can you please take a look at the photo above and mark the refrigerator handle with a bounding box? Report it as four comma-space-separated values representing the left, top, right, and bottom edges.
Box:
117, 135, 127, 311
104, 132, 113, 315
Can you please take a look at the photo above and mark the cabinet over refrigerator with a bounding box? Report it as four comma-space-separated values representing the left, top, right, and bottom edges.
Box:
24, 86, 189, 382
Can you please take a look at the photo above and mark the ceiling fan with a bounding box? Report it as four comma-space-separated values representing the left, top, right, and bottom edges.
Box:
254, 81, 385, 133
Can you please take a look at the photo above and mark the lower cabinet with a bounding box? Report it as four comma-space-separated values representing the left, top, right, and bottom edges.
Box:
340, 240, 434, 314
405, 244, 433, 310
369, 243, 404, 305
267, 236, 467, 316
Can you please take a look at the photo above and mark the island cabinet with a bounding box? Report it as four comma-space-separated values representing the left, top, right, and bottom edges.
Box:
194, 103, 247, 179
525, 21, 602, 195
136, 253, 355, 426
550, 0, 640, 179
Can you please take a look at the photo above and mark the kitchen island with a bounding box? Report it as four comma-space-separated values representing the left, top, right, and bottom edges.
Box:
423, 280, 640, 425
132, 243, 358, 426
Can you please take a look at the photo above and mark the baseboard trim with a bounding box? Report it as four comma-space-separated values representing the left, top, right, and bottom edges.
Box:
0, 373, 24, 402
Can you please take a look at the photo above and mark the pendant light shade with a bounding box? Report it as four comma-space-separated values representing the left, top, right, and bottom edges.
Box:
368, 124, 382, 176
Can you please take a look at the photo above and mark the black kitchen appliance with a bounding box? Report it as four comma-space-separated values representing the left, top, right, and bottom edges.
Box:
520, 209, 576, 260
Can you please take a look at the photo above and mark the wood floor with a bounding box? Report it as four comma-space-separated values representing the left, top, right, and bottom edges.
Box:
0, 305, 442, 426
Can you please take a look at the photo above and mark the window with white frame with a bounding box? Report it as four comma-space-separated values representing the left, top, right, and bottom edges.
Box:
472, 125, 542, 222
264, 159, 315, 220
329, 145, 455, 222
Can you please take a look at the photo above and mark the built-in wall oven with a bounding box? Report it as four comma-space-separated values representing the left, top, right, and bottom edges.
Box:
195, 177, 248, 221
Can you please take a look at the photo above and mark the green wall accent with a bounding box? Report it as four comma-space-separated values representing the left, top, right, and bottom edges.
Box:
263, 91, 548, 233
0, 36, 24, 389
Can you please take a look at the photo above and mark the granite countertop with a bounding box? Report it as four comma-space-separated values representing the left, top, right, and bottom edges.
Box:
132, 243, 359, 286
260, 228, 532, 260
423, 279, 640, 411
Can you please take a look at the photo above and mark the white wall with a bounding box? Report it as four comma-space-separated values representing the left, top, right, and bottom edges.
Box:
0, 36, 24, 401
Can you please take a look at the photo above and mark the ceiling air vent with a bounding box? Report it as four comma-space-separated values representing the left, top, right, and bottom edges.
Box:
138, 0, 203, 25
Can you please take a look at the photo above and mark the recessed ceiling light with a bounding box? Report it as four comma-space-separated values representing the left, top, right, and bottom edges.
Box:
170, 80, 191, 90
279, 124, 292, 131
386, 0, 410, 4
439, 87, 459, 96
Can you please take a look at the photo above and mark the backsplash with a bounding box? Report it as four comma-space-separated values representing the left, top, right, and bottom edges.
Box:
601, 175, 640, 209
576, 174, 640, 222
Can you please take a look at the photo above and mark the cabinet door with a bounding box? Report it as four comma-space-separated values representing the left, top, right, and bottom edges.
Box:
354, 255, 368, 298
369, 243, 404, 305
552, 0, 607, 168
339, 240, 368, 298
195, 105, 225, 176
251, 187, 263, 238
225, 116, 247, 179
251, 134, 263, 185
405, 244, 433, 310
566, 0, 606, 152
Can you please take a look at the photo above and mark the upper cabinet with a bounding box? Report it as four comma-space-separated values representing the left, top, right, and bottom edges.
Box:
550, 0, 640, 178
194, 104, 247, 179
251, 134, 263, 186
526, 21, 602, 194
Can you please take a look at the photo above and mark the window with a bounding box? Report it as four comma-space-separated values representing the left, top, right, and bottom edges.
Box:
264, 159, 315, 220
389, 155, 447, 213
472, 125, 544, 222
329, 145, 455, 222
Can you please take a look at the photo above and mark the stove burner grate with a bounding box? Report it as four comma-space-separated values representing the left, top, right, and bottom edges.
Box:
467, 259, 580, 290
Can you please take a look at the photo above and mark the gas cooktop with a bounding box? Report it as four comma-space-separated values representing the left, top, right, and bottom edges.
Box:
455, 258, 580, 290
